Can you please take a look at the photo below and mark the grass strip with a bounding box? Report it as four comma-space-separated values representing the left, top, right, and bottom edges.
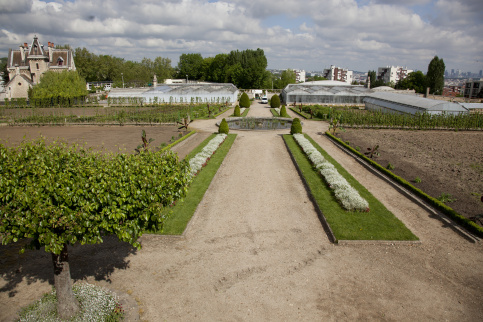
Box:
326, 131, 483, 237
283, 134, 418, 241
157, 133, 237, 235
271, 108, 280, 117
159, 130, 196, 153
241, 108, 250, 117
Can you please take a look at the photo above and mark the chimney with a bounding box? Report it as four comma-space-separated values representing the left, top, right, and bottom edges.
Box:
24, 43, 28, 48
51, 42, 54, 48
48, 42, 51, 47
19, 45, 25, 61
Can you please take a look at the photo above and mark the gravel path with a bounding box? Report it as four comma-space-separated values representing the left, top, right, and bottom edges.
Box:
1, 102, 482, 321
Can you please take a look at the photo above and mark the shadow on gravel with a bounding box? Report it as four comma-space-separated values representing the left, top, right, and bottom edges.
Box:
0, 235, 137, 297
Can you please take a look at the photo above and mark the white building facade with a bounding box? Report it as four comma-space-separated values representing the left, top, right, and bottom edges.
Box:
377, 66, 413, 84
294, 69, 306, 83
322, 65, 353, 84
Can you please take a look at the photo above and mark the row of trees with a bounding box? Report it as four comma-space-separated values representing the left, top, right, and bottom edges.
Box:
74, 47, 174, 87
176, 49, 269, 89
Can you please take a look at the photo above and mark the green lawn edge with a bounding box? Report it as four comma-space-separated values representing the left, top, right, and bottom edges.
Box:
159, 130, 196, 153
271, 108, 280, 117
283, 134, 418, 241
156, 133, 237, 235
230, 108, 250, 117
325, 131, 483, 237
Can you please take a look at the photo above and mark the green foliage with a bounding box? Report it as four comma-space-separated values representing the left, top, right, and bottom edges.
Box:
74, 47, 174, 85
219, 118, 229, 134
176, 53, 204, 80
277, 69, 296, 89
426, 56, 445, 95
270, 94, 281, 108
395, 71, 426, 94
29, 71, 88, 107
135, 130, 155, 154
234, 105, 241, 117
290, 118, 302, 134
386, 163, 395, 170
414, 177, 422, 183
325, 131, 483, 238
365, 145, 380, 159
367, 70, 376, 87
239, 92, 251, 108
280, 105, 289, 117
283, 134, 418, 241
437, 193, 456, 203
0, 139, 191, 254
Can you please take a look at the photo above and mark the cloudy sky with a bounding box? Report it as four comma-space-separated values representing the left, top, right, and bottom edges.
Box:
1, 0, 482, 73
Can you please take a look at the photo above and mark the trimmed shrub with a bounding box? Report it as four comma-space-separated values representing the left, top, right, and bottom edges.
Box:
291, 118, 302, 134
270, 94, 281, 108
239, 92, 251, 108
219, 118, 229, 134
280, 105, 289, 117
234, 105, 241, 116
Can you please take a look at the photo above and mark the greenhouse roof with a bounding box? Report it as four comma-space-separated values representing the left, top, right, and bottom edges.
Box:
283, 83, 372, 96
147, 83, 238, 95
365, 92, 468, 112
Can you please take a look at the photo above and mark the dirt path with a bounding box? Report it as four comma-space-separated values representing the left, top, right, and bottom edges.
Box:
1, 102, 482, 321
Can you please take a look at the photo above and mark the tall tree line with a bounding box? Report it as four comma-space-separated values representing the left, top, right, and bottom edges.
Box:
176, 48, 269, 89
74, 47, 174, 87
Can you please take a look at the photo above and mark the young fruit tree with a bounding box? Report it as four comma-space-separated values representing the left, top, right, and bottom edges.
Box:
0, 139, 192, 319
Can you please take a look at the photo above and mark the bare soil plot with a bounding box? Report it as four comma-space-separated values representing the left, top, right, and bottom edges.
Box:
336, 129, 483, 223
0, 125, 189, 154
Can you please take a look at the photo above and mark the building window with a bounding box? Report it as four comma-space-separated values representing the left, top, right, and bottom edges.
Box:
18, 82, 22, 86
36, 63, 39, 70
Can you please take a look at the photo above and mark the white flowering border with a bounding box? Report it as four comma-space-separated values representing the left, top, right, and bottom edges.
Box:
239, 107, 246, 115
274, 108, 280, 115
293, 134, 369, 212
189, 134, 227, 177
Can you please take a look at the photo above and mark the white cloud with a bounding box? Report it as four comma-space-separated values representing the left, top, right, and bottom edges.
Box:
0, 0, 481, 73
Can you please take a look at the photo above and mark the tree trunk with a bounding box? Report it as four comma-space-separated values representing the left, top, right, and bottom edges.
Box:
51, 244, 80, 319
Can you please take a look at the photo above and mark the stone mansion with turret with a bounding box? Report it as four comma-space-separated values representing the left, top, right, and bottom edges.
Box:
5, 36, 76, 100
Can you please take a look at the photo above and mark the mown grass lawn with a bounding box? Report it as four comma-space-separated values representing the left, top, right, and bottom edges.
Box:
283, 134, 418, 241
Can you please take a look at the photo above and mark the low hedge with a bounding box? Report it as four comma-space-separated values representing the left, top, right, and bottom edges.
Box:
325, 131, 483, 238
289, 107, 307, 119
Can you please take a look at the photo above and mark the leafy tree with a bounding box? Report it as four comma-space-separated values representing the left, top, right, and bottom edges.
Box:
0, 139, 191, 319
234, 105, 241, 116
278, 69, 296, 89
1, 57, 9, 83
395, 71, 426, 94
30, 71, 88, 106
306, 75, 327, 82
270, 94, 281, 108
291, 118, 302, 134
225, 49, 267, 89
239, 92, 251, 108
367, 70, 376, 88
206, 54, 228, 83
176, 53, 204, 80
426, 56, 445, 94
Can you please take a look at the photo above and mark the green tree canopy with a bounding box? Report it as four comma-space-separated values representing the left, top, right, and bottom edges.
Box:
426, 55, 445, 94
277, 69, 296, 89
395, 71, 427, 94
176, 53, 204, 80
367, 70, 376, 87
0, 139, 191, 319
29, 71, 88, 105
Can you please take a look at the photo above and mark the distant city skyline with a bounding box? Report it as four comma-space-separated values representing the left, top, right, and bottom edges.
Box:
1, 0, 482, 74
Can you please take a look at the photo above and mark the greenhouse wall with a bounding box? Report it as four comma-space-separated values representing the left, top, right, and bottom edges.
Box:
282, 94, 366, 105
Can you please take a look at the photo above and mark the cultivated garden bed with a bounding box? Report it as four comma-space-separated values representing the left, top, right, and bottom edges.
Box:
334, 128, 483, 229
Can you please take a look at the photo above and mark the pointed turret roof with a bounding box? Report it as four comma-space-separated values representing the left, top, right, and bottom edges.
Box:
28, 35, 46, 56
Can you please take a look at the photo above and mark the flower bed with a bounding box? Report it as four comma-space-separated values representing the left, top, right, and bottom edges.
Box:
293, 133, 369, 211
189, 134, 227, 176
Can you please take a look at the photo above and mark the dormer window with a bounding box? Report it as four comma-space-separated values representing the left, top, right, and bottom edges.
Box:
57, 57, 64, 66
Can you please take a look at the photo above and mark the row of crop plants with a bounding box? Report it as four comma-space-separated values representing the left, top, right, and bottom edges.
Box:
290, 104, 483, 130
2, 104, 230, 125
